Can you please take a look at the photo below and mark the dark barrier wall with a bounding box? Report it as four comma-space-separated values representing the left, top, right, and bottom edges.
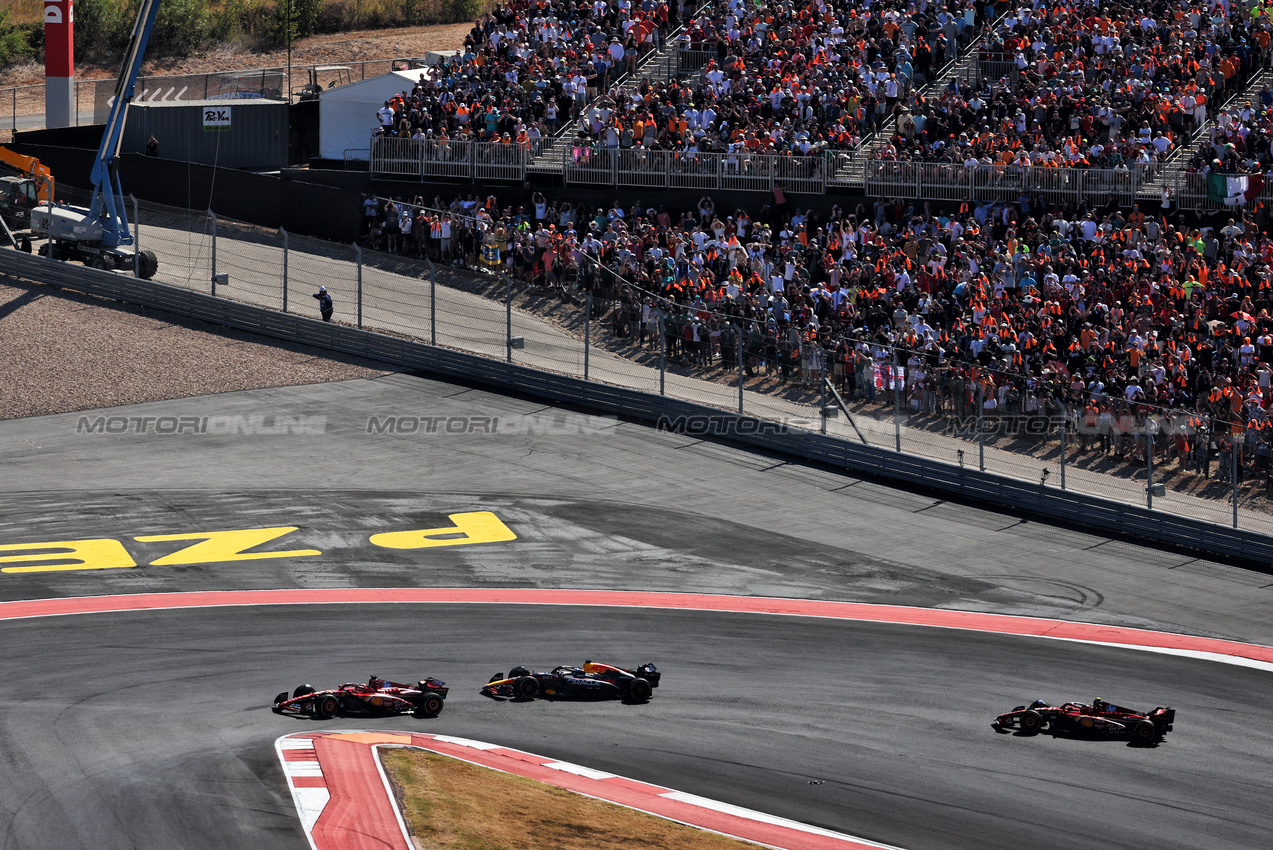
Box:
7, 144, 362, 242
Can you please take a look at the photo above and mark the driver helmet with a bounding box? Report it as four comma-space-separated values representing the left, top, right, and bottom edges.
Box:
368, 675, 382, 689
1092, 697, 1105, 710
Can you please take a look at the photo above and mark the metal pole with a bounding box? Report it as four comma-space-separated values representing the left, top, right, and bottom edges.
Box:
1233, 428, 1240, 528
286, 0, 293, 104
1059, 400, 1066, 491
131, 194, 139, 278
210, 210, 217, 296
354, 243, 363, 328
978, 380, 985, 472
737, 325, 745, 414
893, 346, 901, 453
281, 227, 289, 313
584, 290, 592, 381
426, 257, 436, 345
506, 274, 513, 362
820, 345, 827, 435
1146, 416, 1154, 510
659, 315, 666, 396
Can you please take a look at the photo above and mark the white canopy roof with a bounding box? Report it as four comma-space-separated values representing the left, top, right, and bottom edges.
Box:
318, 69, 428, 160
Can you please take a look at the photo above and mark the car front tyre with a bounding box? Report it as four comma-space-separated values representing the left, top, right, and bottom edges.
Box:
1020, 710, 1043, 734
516, 676, 539, 699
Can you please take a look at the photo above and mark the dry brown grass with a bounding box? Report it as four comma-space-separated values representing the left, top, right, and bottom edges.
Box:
380, 749, 760, 850
6, 1, 42, 26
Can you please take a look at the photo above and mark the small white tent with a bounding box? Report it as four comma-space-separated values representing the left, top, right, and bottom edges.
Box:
319, 69, 428, 160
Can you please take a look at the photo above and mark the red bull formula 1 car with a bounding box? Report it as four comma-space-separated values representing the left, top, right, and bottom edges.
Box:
482, 661, 660, 702
993, 698, 1175, 744
272, 675, 448, 718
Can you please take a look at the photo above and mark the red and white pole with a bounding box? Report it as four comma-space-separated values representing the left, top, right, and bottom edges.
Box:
44, 0, 75, 128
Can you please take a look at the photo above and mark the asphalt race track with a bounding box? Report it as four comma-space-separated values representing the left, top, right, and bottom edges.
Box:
2, 370, 1273, 850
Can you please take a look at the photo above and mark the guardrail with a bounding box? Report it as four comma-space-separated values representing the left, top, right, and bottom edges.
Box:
5, 246, 1273, 565
563, 147, 829, 193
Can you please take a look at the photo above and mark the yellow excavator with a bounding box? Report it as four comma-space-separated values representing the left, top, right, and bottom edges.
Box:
0, 146, 54, 252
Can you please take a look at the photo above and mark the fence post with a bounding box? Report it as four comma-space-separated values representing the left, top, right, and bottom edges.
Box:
1059, 400, 1066, 490
426, 257, 437, 346
820, 346, 827, 435
210, 210, 218, 296
659, 315, 666, 396
893, 346, 901, 453
506, 274, 513, 362
354, 243, 363, 328
1232, 431, 1240, 528
978, 380, 986, 472
584, 290, 592, 381
281, 227, 289, 313
737, 325, 744, 414
130, 195, 139, 278
1146, 417, 1154, 510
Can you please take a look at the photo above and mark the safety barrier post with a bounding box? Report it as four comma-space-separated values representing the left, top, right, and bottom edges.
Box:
354, 243, 363, 328
893, 346, 901, 453
426, 258, 436, 346
584, 291, 592, 381
1233, 434, 1240, 528
978, 381, 986, 472
820, 347, 827, 435
1146, 417, 1154, 510
210, 210, 218, 296
281, 228, 288, 313
506, 275, 513, 362
1059, 401, 1066, 490
659, 315, 666, 396
130, 195, 139, 278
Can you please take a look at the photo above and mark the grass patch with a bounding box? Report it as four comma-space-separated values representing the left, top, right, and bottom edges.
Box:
380, 749, 760, 850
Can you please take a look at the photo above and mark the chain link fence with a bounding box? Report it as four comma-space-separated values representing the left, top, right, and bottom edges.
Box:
76, 196, 1273, 539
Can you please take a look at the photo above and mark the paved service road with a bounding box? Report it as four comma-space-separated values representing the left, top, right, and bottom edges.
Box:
1, 371, 1272, 849
2, 605, 1271, 850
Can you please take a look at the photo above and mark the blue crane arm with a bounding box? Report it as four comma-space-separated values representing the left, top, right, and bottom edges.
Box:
87, 0, 161, 246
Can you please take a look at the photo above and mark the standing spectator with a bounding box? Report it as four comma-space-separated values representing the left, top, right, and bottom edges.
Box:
313, 286, 333, 322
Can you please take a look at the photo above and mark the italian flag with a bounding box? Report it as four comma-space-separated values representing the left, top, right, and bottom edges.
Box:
1207, 172, 1265, 206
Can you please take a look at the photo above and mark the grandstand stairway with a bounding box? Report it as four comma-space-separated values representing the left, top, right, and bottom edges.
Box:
1136, 67, 1273, 203
830, 15, 1006, 191
526, 5, 708, 177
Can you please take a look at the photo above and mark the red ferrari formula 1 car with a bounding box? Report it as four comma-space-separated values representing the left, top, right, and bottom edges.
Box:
482, 660, 660, 702
272, 675, 448, 719
993, 698, 1175, 744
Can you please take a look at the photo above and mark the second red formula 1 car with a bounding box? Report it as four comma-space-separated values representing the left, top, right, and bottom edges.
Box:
272, 675, 448, 718
482, 660, 660, 702
993, 698, 1175, 744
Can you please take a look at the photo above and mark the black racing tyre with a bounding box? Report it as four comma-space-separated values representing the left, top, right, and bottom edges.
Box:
293, 685, 315, 698
1020, 710, 1043, 734
137, 249, 158, 280
314, 695, 339, 718
516, 676, 539, 699
1131, 720, 1157, 744
417, 693, 444, 717
628, 678, 653, 702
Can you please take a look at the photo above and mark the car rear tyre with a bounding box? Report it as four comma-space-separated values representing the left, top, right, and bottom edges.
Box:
1131, 720, 1157, 744
516, 676, 539, 699
314, 695, 339, 718
417, 693, 444, 717
628, 678, 653, 702
1020, 710, 1043, 734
